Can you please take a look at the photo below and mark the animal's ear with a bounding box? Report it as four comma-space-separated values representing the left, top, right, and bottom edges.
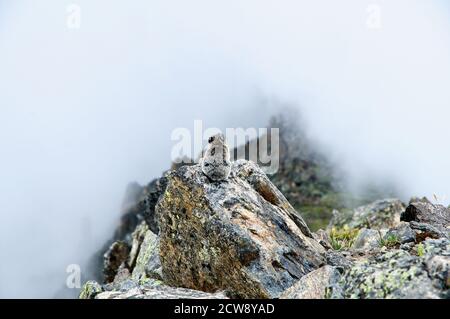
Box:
208, 136, 215, 143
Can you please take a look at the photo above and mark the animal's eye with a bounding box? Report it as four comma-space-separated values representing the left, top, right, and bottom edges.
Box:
205, 163, 210, 167
208, 136, 215, 143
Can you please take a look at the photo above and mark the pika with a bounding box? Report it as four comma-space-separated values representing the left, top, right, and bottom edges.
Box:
201, 133, 231, 181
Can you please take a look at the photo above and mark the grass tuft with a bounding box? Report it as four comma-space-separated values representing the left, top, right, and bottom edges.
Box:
329, 225, 359, 251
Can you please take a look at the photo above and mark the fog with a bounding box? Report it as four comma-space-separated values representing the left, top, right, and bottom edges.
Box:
0, 0, 449, 298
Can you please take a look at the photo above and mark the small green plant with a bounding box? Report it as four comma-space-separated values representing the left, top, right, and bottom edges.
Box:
417, 243, 425, 257
378, 233, 400, 248
329, 225, 359, 251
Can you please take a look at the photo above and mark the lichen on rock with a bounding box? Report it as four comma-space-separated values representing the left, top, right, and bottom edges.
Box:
131, 226, 162, 282
402, 201, 449, 228
81, 278, 227, 299
280, 265, 341, 299
328, 199, 405, 230
328, 238, 450, 299
79, 280, 103, 299
156, 159, 326, 298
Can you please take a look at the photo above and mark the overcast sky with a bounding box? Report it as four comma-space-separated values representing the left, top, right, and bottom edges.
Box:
0, 0, 449, 297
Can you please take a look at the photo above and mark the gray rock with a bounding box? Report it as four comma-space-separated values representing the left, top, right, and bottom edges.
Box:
280, 266, 341, 299
95, 291, 124, 299
117, 279, 140, 292
313, 229, 332, 250
103, 221, 163, 286
233, 159, 313, 238
352, 228, 383, 250
401, 202, 450, 234
127, 221, 149, 272
422, 238, 450, 256
112, 264, 131, 284
141, 285, 228, 299
156, 160, 325, 298
328, 199, 405, 230
103, 276, 138, 292
400, 242, 415, 251
82, 277, 227, 299
384, 222, 415, 244
79, 281, 103, 299
97, 286, 227, 299
140, 177, 168, 233
131, 227, 162, 282
328, 238, 450, 299
409, 221, 448, 240
426, 255, 450, 290
325, 251, 354, 271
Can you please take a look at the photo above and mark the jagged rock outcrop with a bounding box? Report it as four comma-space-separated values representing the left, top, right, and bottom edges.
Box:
85, 176, 168, 285
80, 219, 220, 299
156, 159, 326, 298
102, 221, 162, 285
92, 189, 450, 299
81, 140, 449, 300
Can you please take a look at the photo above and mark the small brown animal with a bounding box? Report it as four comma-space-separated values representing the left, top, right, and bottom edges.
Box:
201, 133, 231, 181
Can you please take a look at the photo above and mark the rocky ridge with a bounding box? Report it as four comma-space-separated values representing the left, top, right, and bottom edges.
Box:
80, 157, 449, 299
